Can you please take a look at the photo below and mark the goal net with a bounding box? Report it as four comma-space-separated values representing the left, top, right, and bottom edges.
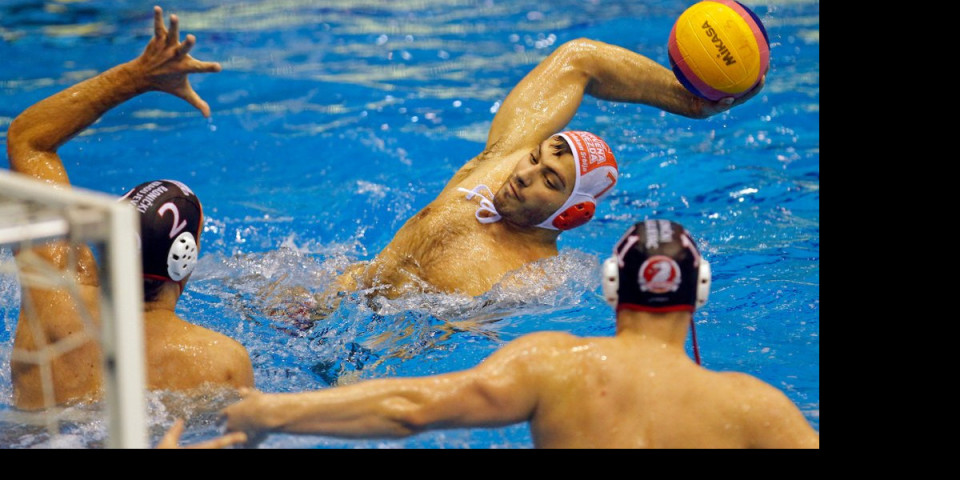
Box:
0, 170, 147, 448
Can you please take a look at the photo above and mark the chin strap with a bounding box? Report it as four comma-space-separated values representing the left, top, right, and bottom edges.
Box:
457, 185, 502, 224
690, 317, 701, 366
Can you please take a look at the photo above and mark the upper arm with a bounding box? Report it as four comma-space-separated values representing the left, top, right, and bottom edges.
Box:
407, 333, 562, 430
7, 115, 71, 185
7, 121, 95, 286
484, 39, 599, 156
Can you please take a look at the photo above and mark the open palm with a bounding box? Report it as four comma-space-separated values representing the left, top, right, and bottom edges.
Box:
134, 6, 222, 117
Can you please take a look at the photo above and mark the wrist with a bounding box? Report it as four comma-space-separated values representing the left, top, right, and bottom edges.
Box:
112, 60, 153, 95
259, 394, 291, 432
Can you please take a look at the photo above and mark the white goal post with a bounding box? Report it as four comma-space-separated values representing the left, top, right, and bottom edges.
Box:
0, 169, 147, 448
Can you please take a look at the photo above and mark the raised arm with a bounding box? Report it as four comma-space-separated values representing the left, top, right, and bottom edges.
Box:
484, 38, 762, 156
221, 333, 558, 440
6, 6, 220, 185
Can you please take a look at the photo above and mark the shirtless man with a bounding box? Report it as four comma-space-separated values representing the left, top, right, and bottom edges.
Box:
5, 6, 253, 410
332, 36, 762, 299
222, 220, 818, 448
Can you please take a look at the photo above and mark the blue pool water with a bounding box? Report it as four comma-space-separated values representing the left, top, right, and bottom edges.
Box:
0, 0, 819, 448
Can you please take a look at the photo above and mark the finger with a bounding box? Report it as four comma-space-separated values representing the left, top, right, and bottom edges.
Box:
156, 418, 185, 448
179, 34, 196, 57
175, 83, 211, 118
243, 430, 270, 449
153, 6, 166, 39
733, 77, 765, 106
187, 432, 248, 449
189, 58, 223, 73
167, 14, 180, 48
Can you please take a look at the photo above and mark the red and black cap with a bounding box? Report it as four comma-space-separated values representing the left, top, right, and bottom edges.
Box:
612, 219, 705, 313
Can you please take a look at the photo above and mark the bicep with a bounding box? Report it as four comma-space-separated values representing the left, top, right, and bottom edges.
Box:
485, 41, 593, 154
412, 341, 544, 429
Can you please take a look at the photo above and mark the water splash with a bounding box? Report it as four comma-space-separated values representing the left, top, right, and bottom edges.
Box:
186, 236, 601, 389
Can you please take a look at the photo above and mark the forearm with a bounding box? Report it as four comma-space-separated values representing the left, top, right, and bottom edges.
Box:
572, 39, 709, 118
7, 61, 147, 165
243, 379, 431, 438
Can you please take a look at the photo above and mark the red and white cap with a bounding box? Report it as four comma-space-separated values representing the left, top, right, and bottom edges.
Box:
536, 131, 619, 231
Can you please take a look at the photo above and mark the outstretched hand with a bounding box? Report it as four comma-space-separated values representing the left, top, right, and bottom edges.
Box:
155, 418, 248, 449
695, 76, 766, 118
133, 6, 222, 117
220, 387, 271, 448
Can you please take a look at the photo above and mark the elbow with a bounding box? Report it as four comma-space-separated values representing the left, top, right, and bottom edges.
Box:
553, 38, 604, 72
6, 115, 27, 165
5, 114, 45, 172
557, 38, 604, 53
382, 397, 431, 437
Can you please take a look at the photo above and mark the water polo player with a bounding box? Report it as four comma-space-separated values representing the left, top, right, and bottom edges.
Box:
6, 7, 252, 409
327, 38, 763, 300
223, 219, 818, 448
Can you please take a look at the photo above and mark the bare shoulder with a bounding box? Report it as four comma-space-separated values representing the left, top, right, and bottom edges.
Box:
717, 371, 819, 448
194, 324, 249, 360
179, 319, 254, 386
509, 331, 583, 350
486, 331, 584, 365
718, 371, 792, 402
441, 144, 525, 195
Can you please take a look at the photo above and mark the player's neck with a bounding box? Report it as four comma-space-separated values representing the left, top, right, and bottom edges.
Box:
492, 219, 562, 245
143, 281, 181, 313
615, 310, 692, 349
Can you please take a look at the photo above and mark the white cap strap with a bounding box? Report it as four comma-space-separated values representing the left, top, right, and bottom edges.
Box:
458, 185, 502, 224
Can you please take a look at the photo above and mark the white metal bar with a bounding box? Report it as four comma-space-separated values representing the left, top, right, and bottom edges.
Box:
100, 201, 148, 449
0, 218, 69, 246
1, 169, 148, 448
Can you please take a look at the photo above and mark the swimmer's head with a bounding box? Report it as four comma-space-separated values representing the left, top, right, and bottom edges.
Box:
493, 131, 618, 230
119, 180, 203, 301
601, 219, 711, 313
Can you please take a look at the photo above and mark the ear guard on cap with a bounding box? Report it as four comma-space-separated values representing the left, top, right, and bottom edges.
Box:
167, 231, 199, 281
553, 201, 597, 231
695, 259, 711, 308
602, 256, 711, 309
602, 256, 620, 308
536, 131, 617, 231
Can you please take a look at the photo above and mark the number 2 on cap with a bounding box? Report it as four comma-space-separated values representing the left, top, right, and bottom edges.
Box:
158, 202, 188, 239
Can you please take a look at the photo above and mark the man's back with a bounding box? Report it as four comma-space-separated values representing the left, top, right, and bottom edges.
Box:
12, 242, 253, 410
525, 332, 819, 448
